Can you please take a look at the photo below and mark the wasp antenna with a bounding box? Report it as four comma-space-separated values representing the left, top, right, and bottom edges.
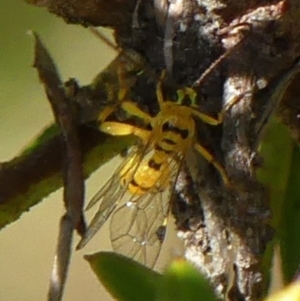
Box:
89, 27, 158, 81
89, 27, 119, 52
192, 22, 251, 88
192, 50, 232, 88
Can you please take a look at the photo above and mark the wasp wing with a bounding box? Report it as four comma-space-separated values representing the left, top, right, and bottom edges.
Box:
109, 152, 180, 268
77, 143, 147, 249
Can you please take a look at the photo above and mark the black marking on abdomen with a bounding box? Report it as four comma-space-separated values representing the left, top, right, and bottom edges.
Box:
130, 178, 149, 192
130, 178, 139, 187
148, 159, 162, 171
154, 143, 173, 155
162, 121, 189, 139
162, 138, 176, 145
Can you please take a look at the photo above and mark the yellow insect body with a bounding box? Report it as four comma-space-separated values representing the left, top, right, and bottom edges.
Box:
77, 75, 231, 267
118, 96, 197, 197
120, 153, 171, 195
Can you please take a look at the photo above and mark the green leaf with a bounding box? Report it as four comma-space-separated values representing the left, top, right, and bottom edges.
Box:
258, 118, 300, 282
257, 119, 293, 286
157, 259, 218, 301
85, 251, 161, 301
258, 119, 293, 230
280, 144, 300, 281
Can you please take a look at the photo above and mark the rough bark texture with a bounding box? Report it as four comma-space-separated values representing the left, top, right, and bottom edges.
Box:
25, 0, 300, 300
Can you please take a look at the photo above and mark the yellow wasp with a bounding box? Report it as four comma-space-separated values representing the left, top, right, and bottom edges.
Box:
77, 66, 235, 267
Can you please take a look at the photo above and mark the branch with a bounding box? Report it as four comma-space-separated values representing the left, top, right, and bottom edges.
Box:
32, 32, 85, 300
0, 38, 142, 231
26, 0, 136, 34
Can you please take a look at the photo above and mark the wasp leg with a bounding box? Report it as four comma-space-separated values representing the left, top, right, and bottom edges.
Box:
98, 58, 134, 124
100, 121, 150, 141
192, 93, 246, 126
194, 142, 230, 186
98, 106, 115, 124
98, 80, 123, 124
121, 101, 153, 122
192, 109, 224, 126
156, 71, 166, 109
97, 85, 128, 123
118, 86, 127, 102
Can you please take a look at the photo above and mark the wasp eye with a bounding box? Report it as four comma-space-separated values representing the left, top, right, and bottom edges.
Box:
176, 88, 197, 106
176, 89, 185, 105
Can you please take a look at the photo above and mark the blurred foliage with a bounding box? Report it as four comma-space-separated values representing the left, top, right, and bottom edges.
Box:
86, 252, 218, 301
156, 259, 218, 301
85, 252, 162, 301
279, 144, 300, 282
263, 281, 300, 301
0, 0, 52, 74
258, 119, 300, 283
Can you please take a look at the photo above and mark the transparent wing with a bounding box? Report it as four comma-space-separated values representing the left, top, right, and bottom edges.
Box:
109, 154, 180, 268
77, 143, 147, 249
